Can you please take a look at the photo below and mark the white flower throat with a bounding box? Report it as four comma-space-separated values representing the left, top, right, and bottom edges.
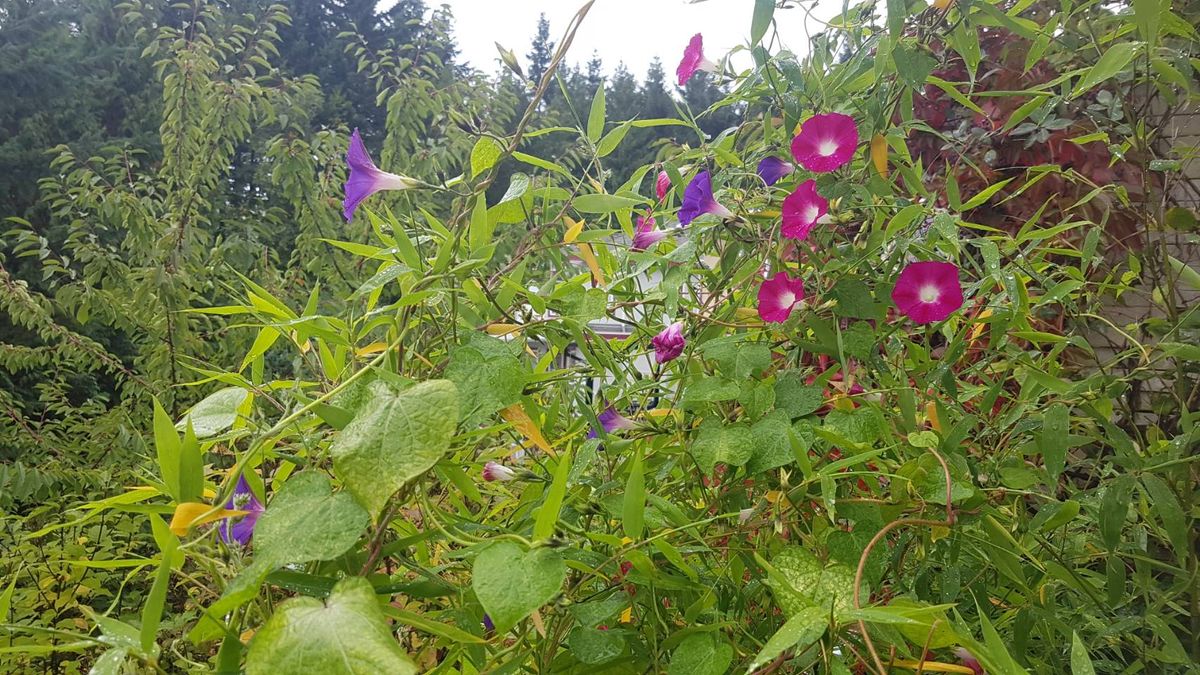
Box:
818, 139, 838, 156
919, 285, 940, 303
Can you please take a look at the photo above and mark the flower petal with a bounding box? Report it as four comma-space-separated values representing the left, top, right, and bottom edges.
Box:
757, 273, 806, 323
781, 179, 829, 240
890, 261, 963, 324
790, 113, 859, 173
679, 171, 731, 225
756, 156, 795, 186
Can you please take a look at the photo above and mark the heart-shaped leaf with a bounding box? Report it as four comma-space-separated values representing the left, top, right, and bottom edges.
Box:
765, 546, 864, 622
331, 379, 458, 517
246, 577, 417, 675
254, 472, 370, 567
472, 541, 565, 633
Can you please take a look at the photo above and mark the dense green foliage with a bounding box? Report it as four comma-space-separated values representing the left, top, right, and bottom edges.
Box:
1, 0, 1198, 673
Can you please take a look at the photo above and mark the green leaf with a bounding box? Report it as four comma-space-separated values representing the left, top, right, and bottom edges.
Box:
748, 411, 795, 474
469, 194, 491, 252
1166, 254, 1200, 291
774, 372, 823, 418
746, 607, 827, 672
152, 398, 182, 502
596, 122, 631, 158
568, 626, 625, 665
245, 577, 417, 675
380, 606, 487, 644
587, 83, 606, 142
961, 178, 1015, 210
573, 193, 643, 214
142, 516, 179, 653
831, 278, 879, 319
1132, 0, 1166, 46
88, 649, 129, 675
331, 380, 459, 518
178, 422, 203, 504
253, 472, 370, 566
472, 541, 565, 632
886, 0, 906, 38
693, 420, 754, 473
893, 42, 936, 89
668, 633, 734, 675
765, 547, 862, 621
683, 377, 741, 406
445, 335, 526, 426
534, 448, 573, 541
1071, 42, 1140, 98
470, 136, 503, 178
751, 0, 775, 46
1100, 475, 1134, 550
1140, 475, 1188, 562
623, 449, 646, 539
179, 387, 250, 438
1039, 403, 1069, 479
1070, 632, 1097, 675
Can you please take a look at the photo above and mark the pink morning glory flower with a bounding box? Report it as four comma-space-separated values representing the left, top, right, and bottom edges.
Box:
676, 33, 717, 86
219, 475, 265, 546
890, 261, 964, 324
757, 272, 806, 323
781, 179, 829, 240
679, 171, 732, 225
790, 113, 859, 173
652, 322, 686, 363
482, 461, 517, 482
757, 157, 795, 186
954, 648, 985, 675
656, 171, 671, 201
631, 215, 667, 252
343, 128, 418, 221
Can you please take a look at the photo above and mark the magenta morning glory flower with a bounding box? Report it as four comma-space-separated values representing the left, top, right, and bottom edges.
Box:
757, 272, 806, 323
631, 215, 667, 252
652, 322, 686, 363
679, 171, 732, 225
676, 33, 717, 86
656, 171, 671, 201
343, 128, 419, 221
954, 648, 985, 675
781, 179, 829, 240
790, 113, 859, 173
890, 261, 964, 324
757, 157, 795, 186
482, 461, 517, 482
219, 475, 265, 546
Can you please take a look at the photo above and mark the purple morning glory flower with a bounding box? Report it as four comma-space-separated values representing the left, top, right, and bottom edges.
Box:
219, 475, 265, 546
757, 156, 795, 186
586, 405, 636, 441
678, 171, 732, 225
652, 322, 686, 363
483, 614, 495, 632
343, 128, 418, 221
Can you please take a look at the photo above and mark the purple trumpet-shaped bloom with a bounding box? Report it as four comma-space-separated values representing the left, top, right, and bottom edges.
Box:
677, 33, 717, 86
656, 171, 671, 201
652, 322, 687, 363
219, 475, 265, 546
483, 614, 495, 632
678, 171, 732, 225
890, 261, 964, 324
587, 405, 636, 440
631, 215, 667, 252
343, 128, 418, 221
790, 113, 859, 173
482, 461, 517, 482
781, 179, 829, 241
757, 156, 795, 186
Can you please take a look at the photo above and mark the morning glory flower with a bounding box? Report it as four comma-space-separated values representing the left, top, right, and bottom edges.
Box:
652, 322, 686, 363
587, 405, 637, 441
890, 261, 964, 324
482, 461, 517, 482
656, 171, 671, 201
219, 475, 265, 546
679, 171, 732, 225
790, 113, 859, 173
631, 215, 667, 252
954, 648, 985, 675
343, 128, 419, 221
781, 179, 828, 240
676, 33, 717, 86
757, 272, 806, 323
757, 157, 795, 186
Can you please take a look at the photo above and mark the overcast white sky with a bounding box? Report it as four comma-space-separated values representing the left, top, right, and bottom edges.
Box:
417, 0, 841, 79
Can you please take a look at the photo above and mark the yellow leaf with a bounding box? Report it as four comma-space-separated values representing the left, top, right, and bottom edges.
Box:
239, 629, 256, 644
169, 502, 247, 536
870, 133, 889, 177
925, 402, 943, 433
765, 490, 783, 504
499, 404, 555, 456
970, 308, 993, 342
734, 307, 762, 323
930, 0, 955, 9
645, 408, 675, 418
619, 606, 633, 623
793, 120, 804, 136
563, 216, 585, 244
355, 341, 388, 357
530, 608, 547, 637
576, 243, 606, 286
486, 323, 522, 336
